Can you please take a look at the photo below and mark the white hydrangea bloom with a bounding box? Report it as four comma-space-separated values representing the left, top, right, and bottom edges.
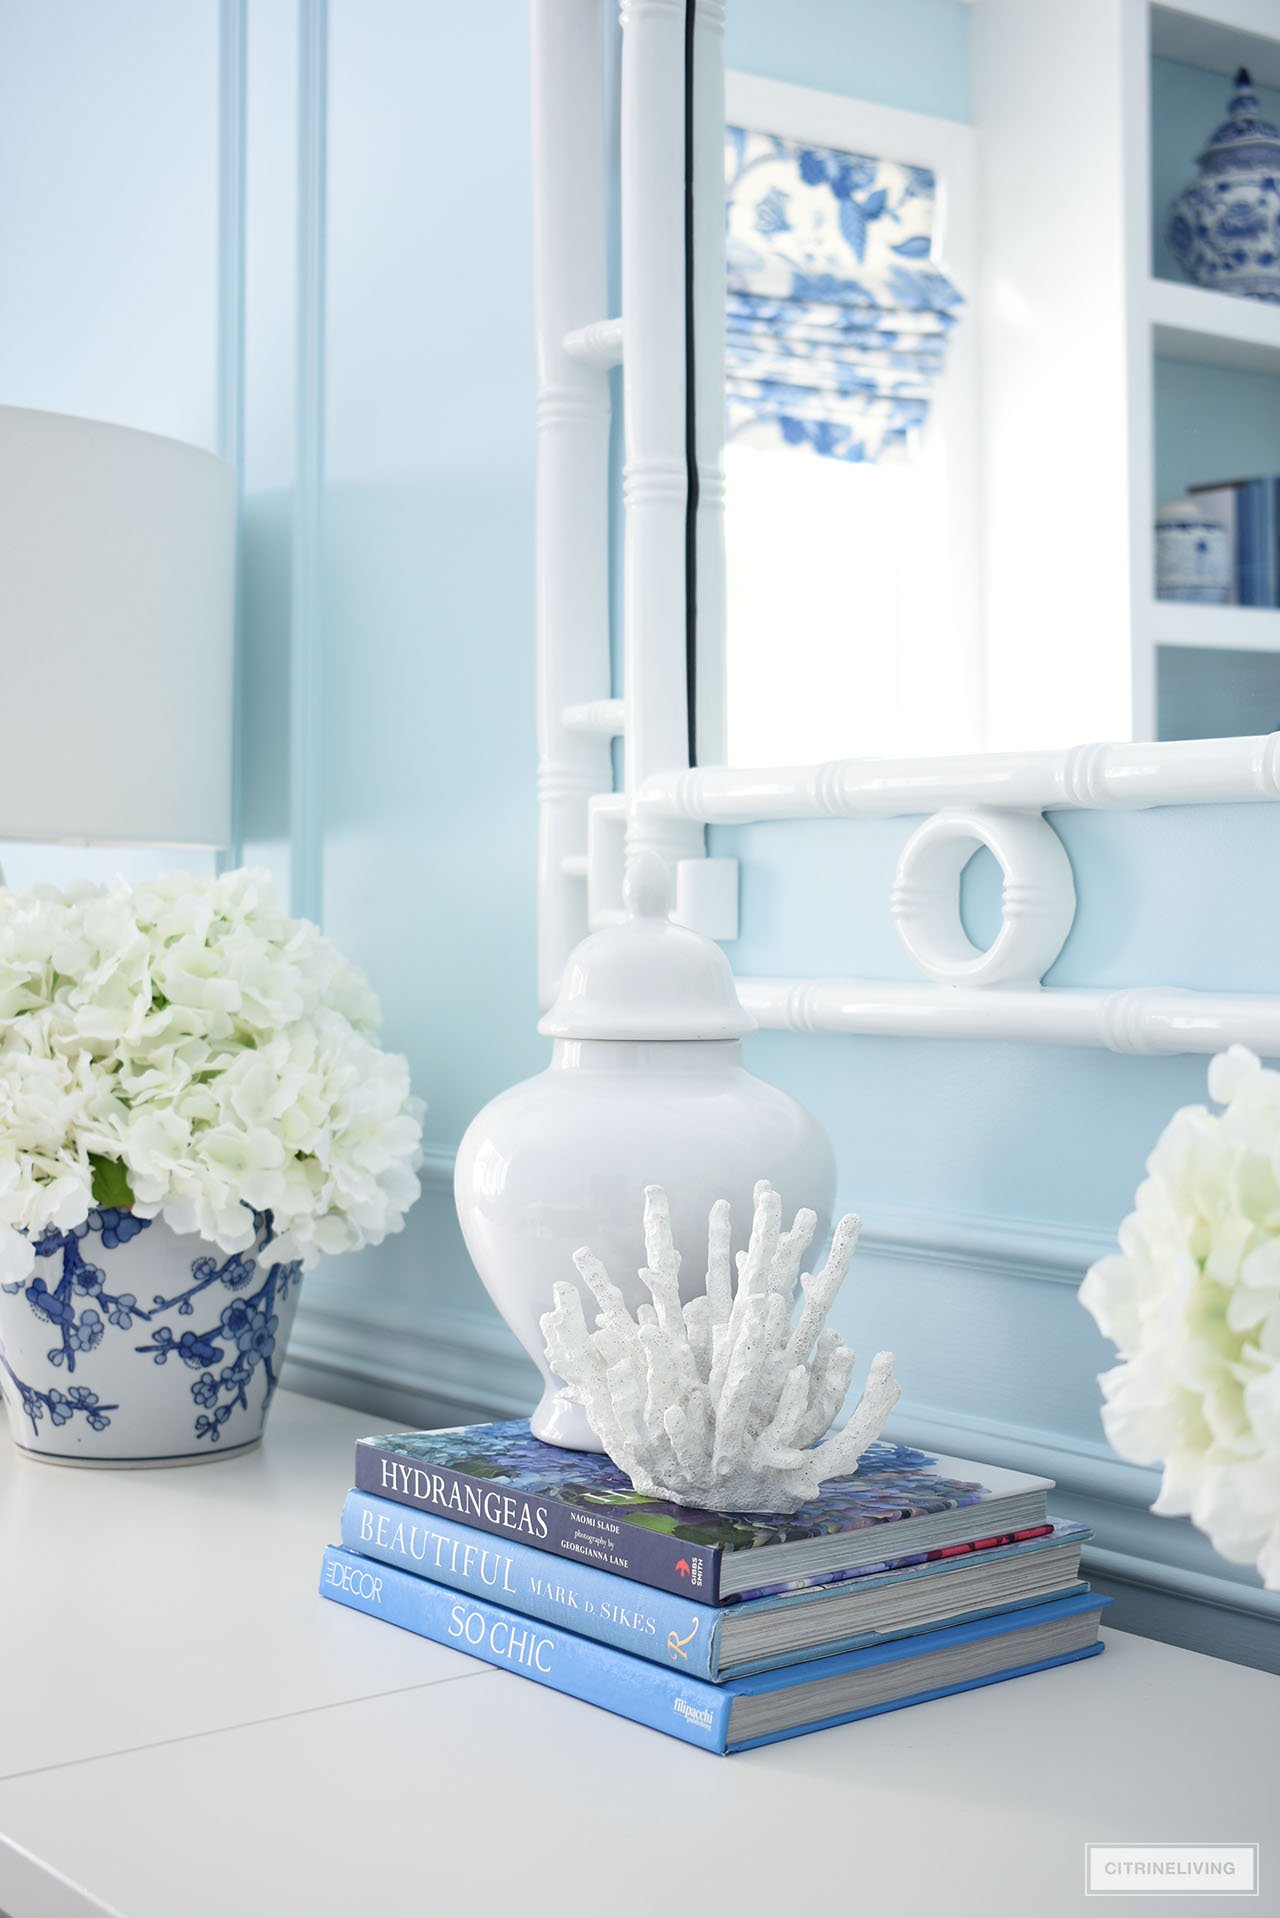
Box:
0, 870, 424, 1284
1080, 1046, 1280, 1590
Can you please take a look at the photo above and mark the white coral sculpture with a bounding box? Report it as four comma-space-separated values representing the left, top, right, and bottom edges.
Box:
540, 1180, 900, 1513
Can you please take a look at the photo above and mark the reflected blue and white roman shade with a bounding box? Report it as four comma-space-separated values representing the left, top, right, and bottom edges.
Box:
725, 125, 964, 462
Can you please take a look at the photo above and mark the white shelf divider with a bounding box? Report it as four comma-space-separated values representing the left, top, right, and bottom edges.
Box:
1150, 277, 1280, 378
1151, 601, 1280, 652
1150, 0, 1280, 91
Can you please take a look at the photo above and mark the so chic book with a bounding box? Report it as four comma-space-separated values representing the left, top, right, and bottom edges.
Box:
319, 1545, 1106, 1754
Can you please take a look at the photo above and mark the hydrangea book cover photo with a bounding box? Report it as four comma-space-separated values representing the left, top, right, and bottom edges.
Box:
0, 869, 424, 1465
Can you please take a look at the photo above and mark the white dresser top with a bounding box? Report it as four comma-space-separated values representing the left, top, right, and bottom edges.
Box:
0, 1390, 1274, 1918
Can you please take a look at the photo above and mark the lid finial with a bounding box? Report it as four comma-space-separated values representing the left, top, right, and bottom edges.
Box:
623, 851, 672, 921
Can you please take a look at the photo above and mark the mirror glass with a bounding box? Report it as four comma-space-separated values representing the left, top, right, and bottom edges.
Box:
709, 37, 1280, 769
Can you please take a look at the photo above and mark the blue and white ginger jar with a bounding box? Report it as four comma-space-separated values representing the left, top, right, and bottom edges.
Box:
1168, 69, 1280, 303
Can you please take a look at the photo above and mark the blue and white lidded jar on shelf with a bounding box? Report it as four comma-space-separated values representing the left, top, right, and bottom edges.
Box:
1167, 69, 1280, 304
1155, 498, 1231, 604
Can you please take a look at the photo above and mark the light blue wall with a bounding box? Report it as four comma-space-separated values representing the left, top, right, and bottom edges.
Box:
0, 0, 1276, 1669
728, 0, 971, 121
1154, 356, 1280, 506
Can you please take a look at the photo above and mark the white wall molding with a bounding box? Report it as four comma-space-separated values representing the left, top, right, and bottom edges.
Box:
859, 1203, 1113, 1288
886, 1399, 1160, 1513
286, 1293, 538, 1429
215, 0, 247, 874
415, 1146, 1114, 1287
289, 0, 328, 925
885, 1399, 1280, 1637
418, 1142, 457, 1189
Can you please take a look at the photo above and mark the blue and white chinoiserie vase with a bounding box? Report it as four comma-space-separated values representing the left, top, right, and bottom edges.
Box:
1168, 69, 1280, 303
0, 1211, 303, 1467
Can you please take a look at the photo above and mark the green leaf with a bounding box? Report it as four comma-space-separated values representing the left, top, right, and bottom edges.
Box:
89, 1154, 136, 1211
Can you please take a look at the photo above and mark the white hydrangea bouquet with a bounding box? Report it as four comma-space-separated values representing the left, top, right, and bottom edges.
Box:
0, 870, 424, 1464
1081, 1047, 1280, 1590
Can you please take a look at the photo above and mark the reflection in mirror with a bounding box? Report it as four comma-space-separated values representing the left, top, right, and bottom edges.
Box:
710, 29, 1280, 770
720, 81, 980, 767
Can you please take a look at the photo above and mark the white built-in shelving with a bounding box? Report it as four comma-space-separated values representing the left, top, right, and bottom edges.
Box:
1136, 2, 1280, 732
1151, 601, 1280, 651
974, 0, 1280, 750
1148, 277, 1280, 378
1150, 0, 1280, 90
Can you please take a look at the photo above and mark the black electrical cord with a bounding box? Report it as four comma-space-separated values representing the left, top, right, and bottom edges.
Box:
683, 0, 699, 767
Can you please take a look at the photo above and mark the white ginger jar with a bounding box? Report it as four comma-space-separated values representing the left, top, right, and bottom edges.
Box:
454, 855, 834, 1450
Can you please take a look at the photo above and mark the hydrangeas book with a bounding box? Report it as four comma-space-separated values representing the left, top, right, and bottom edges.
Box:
354, 1420, 1052, 1603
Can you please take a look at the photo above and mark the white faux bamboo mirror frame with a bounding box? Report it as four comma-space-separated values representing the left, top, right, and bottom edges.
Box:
533, 0, 1280, 1058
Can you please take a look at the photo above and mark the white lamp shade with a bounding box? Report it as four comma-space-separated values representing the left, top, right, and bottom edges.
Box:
0, 405, 236, 847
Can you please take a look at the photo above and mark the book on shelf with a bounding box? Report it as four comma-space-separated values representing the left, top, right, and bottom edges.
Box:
354, 1421, 1055, 1603
343, 1488, 1090, 1679
1189, 477, 1279, 607
1188, 482, 1239, 605
318, 1545, 1108, 1754
1239, 478, 1279, 608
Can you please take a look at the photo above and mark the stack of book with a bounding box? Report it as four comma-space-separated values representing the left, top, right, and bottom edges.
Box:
1190, 478, 1280, 606
318, 1421, 1106, 1753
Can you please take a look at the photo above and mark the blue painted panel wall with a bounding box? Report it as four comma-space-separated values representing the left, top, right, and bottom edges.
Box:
0, 0, 1276, 1667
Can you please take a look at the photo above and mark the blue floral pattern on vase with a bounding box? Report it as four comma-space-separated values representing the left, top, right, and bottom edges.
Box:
725, 124, 965, 462
1168, 70, 1280, 304
0, 1210, 303, 1463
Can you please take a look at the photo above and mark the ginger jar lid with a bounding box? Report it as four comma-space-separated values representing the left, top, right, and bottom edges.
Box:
1156, 496, 1227, 529
1198, 70, 1280, 169
539, 852, 755, 1041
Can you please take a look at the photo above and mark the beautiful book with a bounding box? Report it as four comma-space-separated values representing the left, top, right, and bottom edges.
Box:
354, 1422, 1054, 1602
318, 1546, 1107, 1753
342, 1488, 1091, 1679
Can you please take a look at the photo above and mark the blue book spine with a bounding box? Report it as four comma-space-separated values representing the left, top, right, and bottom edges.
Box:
1237, 479, 1279, 607
353, 1439, 721, 1601
320, 1549, 1106, 1753
342, 1490, 724, 1679
320, 1545, 734, 1751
